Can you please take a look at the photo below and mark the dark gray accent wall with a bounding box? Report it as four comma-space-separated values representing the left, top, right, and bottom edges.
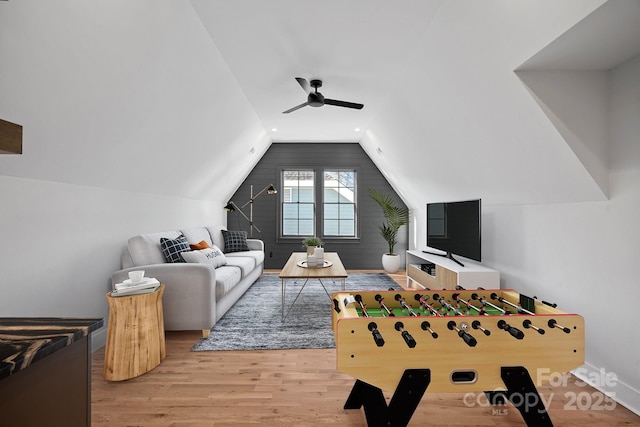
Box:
226, 143, 408, 269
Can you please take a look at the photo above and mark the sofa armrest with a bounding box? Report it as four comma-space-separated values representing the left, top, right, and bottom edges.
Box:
111, 263, 217, 331
246, 239, 264, 252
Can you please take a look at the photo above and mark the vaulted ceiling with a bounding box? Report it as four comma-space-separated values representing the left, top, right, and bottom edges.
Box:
1, 0, 638, 208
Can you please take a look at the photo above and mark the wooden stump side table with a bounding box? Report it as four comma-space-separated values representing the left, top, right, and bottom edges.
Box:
103, 284, 166, 381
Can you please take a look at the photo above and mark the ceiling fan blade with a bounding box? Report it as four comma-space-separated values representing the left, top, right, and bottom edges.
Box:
324, 98, 364, 110
282, 101, 309, 114
295, 77, 311, 94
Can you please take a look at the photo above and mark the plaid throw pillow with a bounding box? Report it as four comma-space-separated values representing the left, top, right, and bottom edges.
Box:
222, 230, 250, 253
160, 234, 190, 263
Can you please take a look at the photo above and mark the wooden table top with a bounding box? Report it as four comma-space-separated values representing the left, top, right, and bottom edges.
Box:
279, 252, 348, 279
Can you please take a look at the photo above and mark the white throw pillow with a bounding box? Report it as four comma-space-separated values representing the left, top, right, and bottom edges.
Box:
181, 246, 227, 268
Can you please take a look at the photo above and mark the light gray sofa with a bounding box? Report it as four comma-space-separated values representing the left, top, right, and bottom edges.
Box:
111, 226, 264, 336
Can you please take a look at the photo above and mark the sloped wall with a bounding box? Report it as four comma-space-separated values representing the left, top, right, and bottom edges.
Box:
484, 55, 640, 414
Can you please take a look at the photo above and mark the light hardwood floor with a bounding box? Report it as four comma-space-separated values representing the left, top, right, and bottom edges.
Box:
91, 271, 639, 426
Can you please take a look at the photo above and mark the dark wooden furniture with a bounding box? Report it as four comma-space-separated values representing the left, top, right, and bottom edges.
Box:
0, 317, 103, 427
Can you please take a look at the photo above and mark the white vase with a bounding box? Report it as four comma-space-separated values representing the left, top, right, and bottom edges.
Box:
313, 247, 324, 262
382, 253, 402, 273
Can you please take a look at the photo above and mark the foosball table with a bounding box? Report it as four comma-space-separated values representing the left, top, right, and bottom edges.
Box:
331, 287, 584, 427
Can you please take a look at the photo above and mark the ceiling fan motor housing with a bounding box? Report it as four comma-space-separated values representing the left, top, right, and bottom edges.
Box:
308, 91, 324, 107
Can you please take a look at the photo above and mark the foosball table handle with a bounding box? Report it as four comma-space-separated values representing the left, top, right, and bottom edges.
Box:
497, 319, 525, 339
394, 321, 417, 348
368, 322, 385, 347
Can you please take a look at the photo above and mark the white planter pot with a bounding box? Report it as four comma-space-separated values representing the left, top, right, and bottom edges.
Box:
382, 253, 402, 274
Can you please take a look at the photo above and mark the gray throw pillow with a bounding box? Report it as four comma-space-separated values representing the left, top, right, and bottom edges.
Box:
221, 230, 250, 253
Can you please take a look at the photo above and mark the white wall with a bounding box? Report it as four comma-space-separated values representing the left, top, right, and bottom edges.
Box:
0, 175, 225, 349
481, 55, 639, 413
0, 1, 267, 350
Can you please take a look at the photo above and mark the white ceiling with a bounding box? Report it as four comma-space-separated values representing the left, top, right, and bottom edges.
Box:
1, 0, 638, 207
190, 0, 639, 144
191, 0, 446, 142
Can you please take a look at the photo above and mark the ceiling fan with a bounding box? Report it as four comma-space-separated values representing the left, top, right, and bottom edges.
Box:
282, 77, 364, 114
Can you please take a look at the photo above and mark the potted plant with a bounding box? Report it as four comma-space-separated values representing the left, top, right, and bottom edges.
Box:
302, 236, 323, 256
368, 188, 409, 273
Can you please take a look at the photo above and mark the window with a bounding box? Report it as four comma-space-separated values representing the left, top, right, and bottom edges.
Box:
280, 168, 358, 239
323, 170, 356, 237
282, 170, 315, 236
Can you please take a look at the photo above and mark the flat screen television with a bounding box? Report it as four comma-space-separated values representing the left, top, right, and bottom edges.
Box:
426, 199, 481, 267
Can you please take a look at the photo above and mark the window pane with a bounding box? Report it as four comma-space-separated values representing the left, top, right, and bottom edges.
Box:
324, 188, 339, 202
283, 203, 298, 219
339, 204, 355, 219
324, 220, 338, 236
282, 170, 315, 236
283, 220, 298, 235
323, 169, 357, 237
339, 220, 355, 236
298, 203, 314, 219
299, 220, 314, 235
299, 188, 314, 202
324, 204, 338, 219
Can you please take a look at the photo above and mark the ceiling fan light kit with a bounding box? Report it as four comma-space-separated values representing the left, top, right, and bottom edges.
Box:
283, 77, 364, 114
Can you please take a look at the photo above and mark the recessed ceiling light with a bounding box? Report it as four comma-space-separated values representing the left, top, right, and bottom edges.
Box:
354, 128, 361, 132
271, 128, 278, 132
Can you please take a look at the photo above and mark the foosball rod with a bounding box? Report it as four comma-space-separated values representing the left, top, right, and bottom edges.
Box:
395, 294, 419, 317
471, 293, 509, 315
420, 321, 438, 338
413, 294, 441, 316
433, 294, 464, 316
471, 320, 491, 336
354, 295, 386, 346
548, 318, 571, 334
490, 292, 535, 315
523, 319, 545, 335
354, 294, 370, 317
452, 293, 488, 316
374, 294, 395, 317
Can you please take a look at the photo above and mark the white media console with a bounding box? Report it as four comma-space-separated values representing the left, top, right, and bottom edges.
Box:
406, 250, 499, 290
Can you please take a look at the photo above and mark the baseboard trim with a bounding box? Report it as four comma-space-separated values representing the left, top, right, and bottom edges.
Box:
91, 326, 107, 352
572, 362, 640, 416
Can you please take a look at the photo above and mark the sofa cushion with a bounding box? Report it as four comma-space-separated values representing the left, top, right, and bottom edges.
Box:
214, 265, 242, 300
206, 226, 225, 250
224, 256, 256, 277
225, 250, 265, 267
128, 230, 182, 265
221, 230, 250, 253
181, 227, 214, 247
160, 234, 190, 263
181, 246, 227, 268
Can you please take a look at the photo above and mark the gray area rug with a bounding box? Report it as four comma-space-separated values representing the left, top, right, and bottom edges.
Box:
191, 273, 401, 351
